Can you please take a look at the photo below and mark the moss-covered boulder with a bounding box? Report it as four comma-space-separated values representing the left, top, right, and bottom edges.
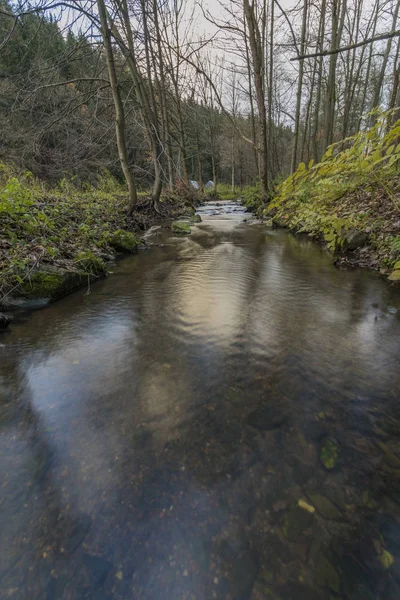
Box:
73, 251, 107, 275
172, 221, 191, 235
191, 214, 202, 223
110, 230, 139, 253
20, 266, 87, 301
320, 438, 340, 470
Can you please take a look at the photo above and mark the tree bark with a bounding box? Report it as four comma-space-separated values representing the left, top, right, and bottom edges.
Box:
96, 0, 137, 213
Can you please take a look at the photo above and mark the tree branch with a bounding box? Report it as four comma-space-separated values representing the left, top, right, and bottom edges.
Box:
291, 28, 400, 61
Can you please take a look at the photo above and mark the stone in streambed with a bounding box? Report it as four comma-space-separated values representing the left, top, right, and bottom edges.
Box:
247, 404, 287, 431
82, 553, 113, 586
191, 214, 202, 223
316, 555, 340, 593
282, 504, 314, 542
0, 313, 12, 331
307, 493, 342, 520
172, 221, 191, 235
229, 549, 260, 599
110, 229, 139, 252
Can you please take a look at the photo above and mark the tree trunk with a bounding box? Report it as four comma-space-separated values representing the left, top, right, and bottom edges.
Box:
96, 0, 137, 213
291, 0, 308, 173
243, 0, 268, 198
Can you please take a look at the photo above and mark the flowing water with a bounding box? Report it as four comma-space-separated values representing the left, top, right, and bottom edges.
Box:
1, 201, 400, 600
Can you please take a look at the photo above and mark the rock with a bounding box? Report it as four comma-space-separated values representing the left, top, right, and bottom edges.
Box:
272, 216, 287, 228
378, 515, 400, 554
19, 265, 88, 301
172, 221, 191, 235
82, 553, 113, 586
0, 313, 12, 331
247, 404, 287, 431
316, 555, 340, 593
191, 214, 202, 223
320, 438, 340, 470
307, 493, 342, 520
265, 219, 274, 228
73, 251, 107, 275
110, 229, 139, 252
376, 440, 400, 469
342, 229, 368, 251
230, 549, 260, 599
282, 504, 314, 541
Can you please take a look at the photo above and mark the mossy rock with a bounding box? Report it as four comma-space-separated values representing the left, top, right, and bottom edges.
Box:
73, 251, 107, 275
110, 230, 139, 253
20, 267, 86, 301
320, 439, 340, 470
191, 214, 202, 223
172, 221, 191, 235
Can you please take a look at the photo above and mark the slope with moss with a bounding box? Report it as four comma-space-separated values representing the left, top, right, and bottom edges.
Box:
0, 165, 199, 305
267, 114, 400, 283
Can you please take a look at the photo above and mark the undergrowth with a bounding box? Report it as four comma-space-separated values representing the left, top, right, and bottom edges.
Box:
268, 111, 400, 281
0, 167, 198, 300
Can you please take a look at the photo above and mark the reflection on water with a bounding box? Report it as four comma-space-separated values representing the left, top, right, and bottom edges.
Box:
1, 201, 400, 599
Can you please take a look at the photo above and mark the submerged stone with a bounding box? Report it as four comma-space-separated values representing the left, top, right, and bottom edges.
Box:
110, 229, 139, 252
307, 493, 342, 520
316, 555, 340, 593
172, 221, 191, 235
229, 549, 260, 599
282, 504, 314, 541
247, 403, 287, 430
0, 313, 12, 331
320, 438, 339, 470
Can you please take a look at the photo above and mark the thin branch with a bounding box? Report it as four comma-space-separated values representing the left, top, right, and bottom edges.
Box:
291, 28, 400, 61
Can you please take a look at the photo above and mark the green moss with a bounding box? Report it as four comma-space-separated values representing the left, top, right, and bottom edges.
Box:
320, 439, 339, 470
172, 221, 191, 235
110, 230, 138, 252
21, 271, 66, 299
73, 251, 106, 275
191, 214, 202, 223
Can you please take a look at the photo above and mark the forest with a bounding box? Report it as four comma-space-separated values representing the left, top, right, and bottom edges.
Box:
1, 0, 400, 298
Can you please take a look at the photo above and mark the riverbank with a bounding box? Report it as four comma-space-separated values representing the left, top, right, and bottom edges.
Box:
259, 115, 400, 283
0, 166, 200, 316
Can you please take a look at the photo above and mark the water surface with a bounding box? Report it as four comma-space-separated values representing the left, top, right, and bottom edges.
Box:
1, 201, 400, 599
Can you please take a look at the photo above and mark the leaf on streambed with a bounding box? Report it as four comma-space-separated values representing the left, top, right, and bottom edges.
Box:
379, 549, 394, 569
298, 499, 315, 514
